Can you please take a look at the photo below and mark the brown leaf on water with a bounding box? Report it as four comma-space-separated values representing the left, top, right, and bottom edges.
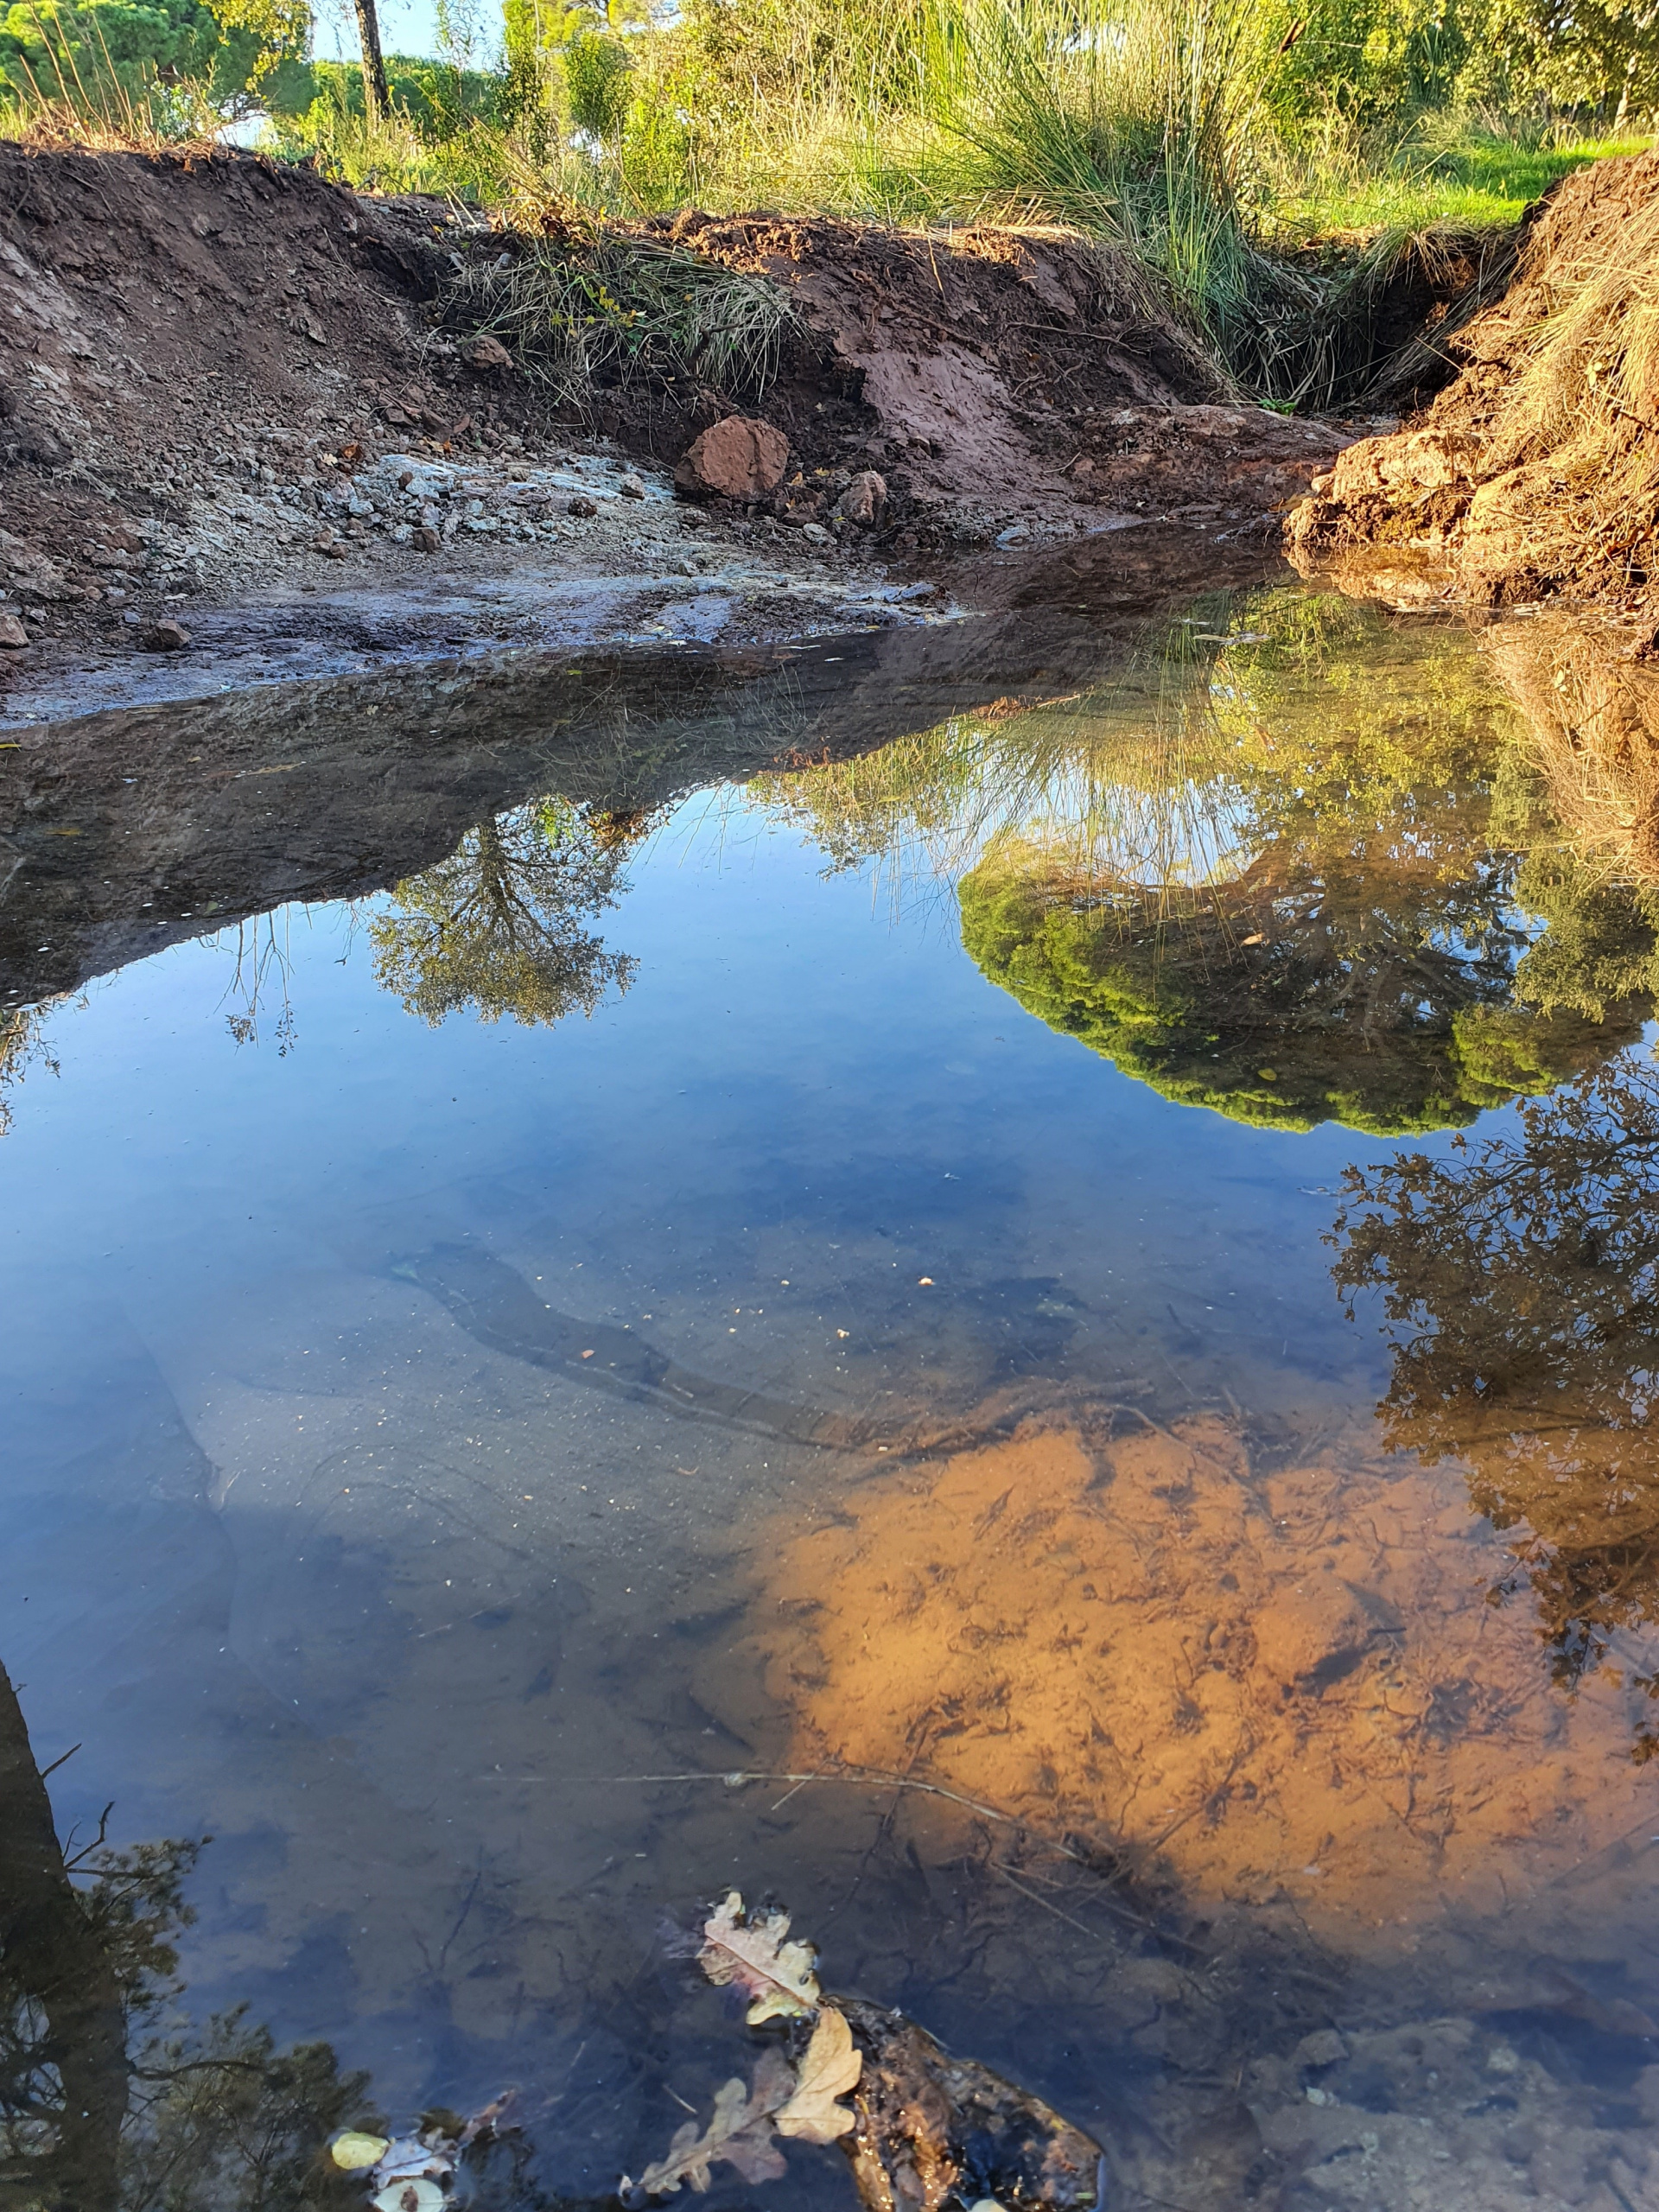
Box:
697, 1889, 821, 2024
774, 2005, 861, 2141
625, 2054, 793, 2198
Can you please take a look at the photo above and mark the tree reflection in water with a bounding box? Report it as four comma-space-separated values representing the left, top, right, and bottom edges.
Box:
1331, 1054, 1659, 1737
369, 800, 636, 1030
0, 1654, 391, 2212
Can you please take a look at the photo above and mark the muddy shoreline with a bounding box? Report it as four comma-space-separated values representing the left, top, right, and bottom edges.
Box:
0, 525, 1282, 1014
0, 140, 1361, 712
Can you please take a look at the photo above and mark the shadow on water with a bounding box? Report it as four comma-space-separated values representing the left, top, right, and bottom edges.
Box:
11, 541, 1659, 2209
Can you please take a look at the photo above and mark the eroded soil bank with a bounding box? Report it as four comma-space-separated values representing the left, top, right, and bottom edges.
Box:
0, 142, 1352, 697
1288, 146, 1659, 635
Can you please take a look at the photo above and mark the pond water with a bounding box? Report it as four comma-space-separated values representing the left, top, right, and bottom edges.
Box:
4, 540, 1659, 2212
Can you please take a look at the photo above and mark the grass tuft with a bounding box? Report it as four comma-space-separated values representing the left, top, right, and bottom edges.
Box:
439, 225, 803, 405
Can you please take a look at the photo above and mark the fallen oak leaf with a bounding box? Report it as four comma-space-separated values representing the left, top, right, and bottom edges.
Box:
372, 2136, 454, 2189
774, 2003, 861, 2142
698, 1889, 820, 2024
624, 2054, 793, 2199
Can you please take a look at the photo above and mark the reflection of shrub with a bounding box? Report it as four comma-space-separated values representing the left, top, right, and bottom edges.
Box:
1511, 849, 1659, 1021
960, 849, 1630, 1134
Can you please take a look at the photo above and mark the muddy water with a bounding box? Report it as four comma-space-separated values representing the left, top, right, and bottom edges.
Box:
4, 560, 1659, 2212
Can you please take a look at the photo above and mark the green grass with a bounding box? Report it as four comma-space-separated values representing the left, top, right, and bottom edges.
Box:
1268, 130, 1652, 238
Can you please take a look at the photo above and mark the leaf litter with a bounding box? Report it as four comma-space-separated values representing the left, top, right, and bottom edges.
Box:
629, 1887, 1101, 2207
329, 1891, 1099, 2210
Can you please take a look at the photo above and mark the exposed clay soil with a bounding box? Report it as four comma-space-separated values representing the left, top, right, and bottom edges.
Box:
1287, 148, 1659, 630
646, 210, 1351, 531
0, 143, 1352, 694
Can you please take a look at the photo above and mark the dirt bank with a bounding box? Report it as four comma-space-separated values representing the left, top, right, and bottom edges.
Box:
1287, 147, 1659, 630
0, 143, 1352, 692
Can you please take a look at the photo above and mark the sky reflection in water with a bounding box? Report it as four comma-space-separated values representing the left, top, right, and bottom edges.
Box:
3, 581, 1659, 2212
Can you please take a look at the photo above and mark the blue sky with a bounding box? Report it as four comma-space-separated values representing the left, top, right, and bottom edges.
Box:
312, 0, 489, 67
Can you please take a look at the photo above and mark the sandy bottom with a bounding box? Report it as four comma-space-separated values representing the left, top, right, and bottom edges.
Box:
689, 1414, 1659, 2205
737, 1414, 1657, 1951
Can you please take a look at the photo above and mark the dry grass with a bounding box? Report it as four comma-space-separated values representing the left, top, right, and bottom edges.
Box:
1459, 166, 1659, 595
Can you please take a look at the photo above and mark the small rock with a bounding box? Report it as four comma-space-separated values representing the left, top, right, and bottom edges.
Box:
465, 333, 513, 372
138, 617, 192, 652
619, 474, 646, 500
995, 523, 1032, 548
675, 416, 790, 501
0, 610, 29, 649
1296, 2030, 1349, 2070
311, 532, 347, 560
567, 496, 598, 518
413, 525, 441, 553
833, 469, 887, 525
800, 521, 834, 546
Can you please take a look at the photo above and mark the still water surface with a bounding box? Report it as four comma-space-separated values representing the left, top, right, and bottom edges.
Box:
3, 558, 1659, 2210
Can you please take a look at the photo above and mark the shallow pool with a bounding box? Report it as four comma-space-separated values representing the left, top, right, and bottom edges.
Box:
4, 552, 1658, 2212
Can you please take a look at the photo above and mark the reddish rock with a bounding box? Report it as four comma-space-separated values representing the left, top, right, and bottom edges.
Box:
0, 611, 29, 649
675, 416, 790, 501
833, 468, 887, 525
465, 333, 513, 372
138, 617, 192, 652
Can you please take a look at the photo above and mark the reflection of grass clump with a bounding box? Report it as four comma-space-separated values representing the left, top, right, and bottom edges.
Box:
952, 588, 1655, 1132
754, 582, 1659, 1132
